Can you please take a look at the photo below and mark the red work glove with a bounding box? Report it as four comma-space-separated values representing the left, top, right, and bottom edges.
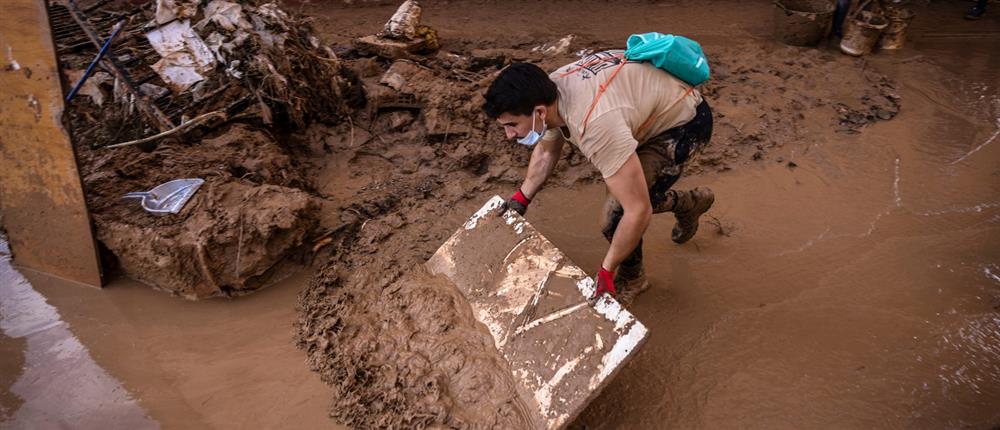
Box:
506, 189, 531, 216
592, 267, 616, 300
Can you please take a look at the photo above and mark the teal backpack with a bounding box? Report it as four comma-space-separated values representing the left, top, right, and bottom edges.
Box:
624, 32, 710, 86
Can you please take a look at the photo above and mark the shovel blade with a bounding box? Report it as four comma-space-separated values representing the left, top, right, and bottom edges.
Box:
125, 178, 204, 214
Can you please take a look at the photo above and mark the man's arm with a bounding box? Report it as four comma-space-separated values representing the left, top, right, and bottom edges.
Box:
601, 154, 652, 273
519, 136, 564, 199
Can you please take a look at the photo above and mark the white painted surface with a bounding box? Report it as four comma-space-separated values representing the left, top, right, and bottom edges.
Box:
427, 196, 648, 429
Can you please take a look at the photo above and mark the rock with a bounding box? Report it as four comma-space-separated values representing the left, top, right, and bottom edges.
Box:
423, 107, 470, 139
347, 57, 382, 78
379, 0, 421, 40
380, 69, 407, 91
379, 60, 434, 94
379, 111, 415, 132
354, 32, 438, 60
532, 34, 574, 56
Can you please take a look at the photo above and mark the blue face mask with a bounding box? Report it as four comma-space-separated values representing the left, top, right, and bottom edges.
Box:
517, 111, 547, 147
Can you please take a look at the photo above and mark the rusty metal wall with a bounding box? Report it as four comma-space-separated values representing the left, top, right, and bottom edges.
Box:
0, 0, 102, 287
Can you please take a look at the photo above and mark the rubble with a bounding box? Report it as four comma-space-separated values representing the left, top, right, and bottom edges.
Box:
532, 34, 575, 56
353, 0, 439, 60
57, 0, 359, 148
379, 0, 421, 40
146, 19, 217, 93
51, 0, 356, 297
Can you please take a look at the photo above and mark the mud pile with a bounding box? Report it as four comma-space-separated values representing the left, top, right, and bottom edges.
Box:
77, 125, 318, 298
58, 0, 358, 298
698, 43, 900, 168
293, 33, 904, 425
297, 264, 534, 429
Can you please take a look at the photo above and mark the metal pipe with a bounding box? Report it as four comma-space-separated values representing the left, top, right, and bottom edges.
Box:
65, 20, 125, 103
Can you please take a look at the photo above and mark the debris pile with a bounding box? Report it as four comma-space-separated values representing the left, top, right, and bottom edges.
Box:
297, 265, 534, 429
57, 0, 359, 148
353, 0, 440, 60
50, 0, 358, 298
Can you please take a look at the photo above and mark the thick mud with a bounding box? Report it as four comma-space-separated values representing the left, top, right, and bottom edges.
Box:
59, 0, 353, 299
78, 125, 319, 298
298, 265, 535, 428
8, 0, 998, 428
289, 1, 915, 427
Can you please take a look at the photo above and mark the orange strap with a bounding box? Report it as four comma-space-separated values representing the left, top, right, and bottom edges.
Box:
578, 60, 628, 139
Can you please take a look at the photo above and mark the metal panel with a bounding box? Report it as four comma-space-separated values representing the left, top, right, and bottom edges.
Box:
0, 0, 102, 287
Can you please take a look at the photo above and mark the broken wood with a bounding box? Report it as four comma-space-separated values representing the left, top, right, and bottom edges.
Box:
63, 0, 175, 132
105, 110, 227, 149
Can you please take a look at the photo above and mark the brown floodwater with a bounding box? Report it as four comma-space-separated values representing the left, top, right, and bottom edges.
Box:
0, 240, 343, 429
2, 1, 998, 429
527, 27, 1000, 430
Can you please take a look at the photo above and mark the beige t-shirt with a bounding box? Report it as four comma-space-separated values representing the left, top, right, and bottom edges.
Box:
543, 50, 703, 178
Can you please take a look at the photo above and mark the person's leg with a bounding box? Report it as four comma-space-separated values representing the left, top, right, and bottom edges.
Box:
600, 100, 710, 244
651, 99, 716, 243
597, 99, 714, 303
833, 0, 853, 37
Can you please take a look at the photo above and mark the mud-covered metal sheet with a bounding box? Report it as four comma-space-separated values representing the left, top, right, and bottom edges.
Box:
0, 0, 102, 287
426, 196, 648, 429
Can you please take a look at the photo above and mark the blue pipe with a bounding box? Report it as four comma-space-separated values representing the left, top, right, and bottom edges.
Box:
65, 20, 125, 103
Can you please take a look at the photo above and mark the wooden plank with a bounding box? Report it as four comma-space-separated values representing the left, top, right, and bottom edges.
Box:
0, 0, 102, 287
427, 196, 648, 429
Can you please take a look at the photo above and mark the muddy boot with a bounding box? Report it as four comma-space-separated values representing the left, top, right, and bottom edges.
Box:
669, 187, 715, 244
614, 264, 650, 307
965, 3, 986, 20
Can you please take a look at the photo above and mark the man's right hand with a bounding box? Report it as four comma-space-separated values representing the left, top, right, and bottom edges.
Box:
505, 189, 531, 216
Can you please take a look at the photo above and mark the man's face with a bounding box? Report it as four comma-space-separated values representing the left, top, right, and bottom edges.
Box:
496, 107, 542, 141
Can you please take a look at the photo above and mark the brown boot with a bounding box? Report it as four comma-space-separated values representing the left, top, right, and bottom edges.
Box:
670, 187, 715, 244
614, 264, 650, 306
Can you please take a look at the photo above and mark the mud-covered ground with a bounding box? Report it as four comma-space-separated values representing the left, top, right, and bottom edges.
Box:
47, 0, 1000, 428
68, 0, 900, 299
288, 1, 905, 428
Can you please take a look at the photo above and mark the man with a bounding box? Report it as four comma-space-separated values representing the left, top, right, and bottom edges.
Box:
482, 50, 715, 305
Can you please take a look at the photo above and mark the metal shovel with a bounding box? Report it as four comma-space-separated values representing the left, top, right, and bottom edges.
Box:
122, 178, 204, 215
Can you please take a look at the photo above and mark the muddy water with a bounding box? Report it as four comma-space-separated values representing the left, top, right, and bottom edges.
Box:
528, 38, 1000, 430
0, 249, 342, 429
2, 1, 998, 429
0, 238, 156, 429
